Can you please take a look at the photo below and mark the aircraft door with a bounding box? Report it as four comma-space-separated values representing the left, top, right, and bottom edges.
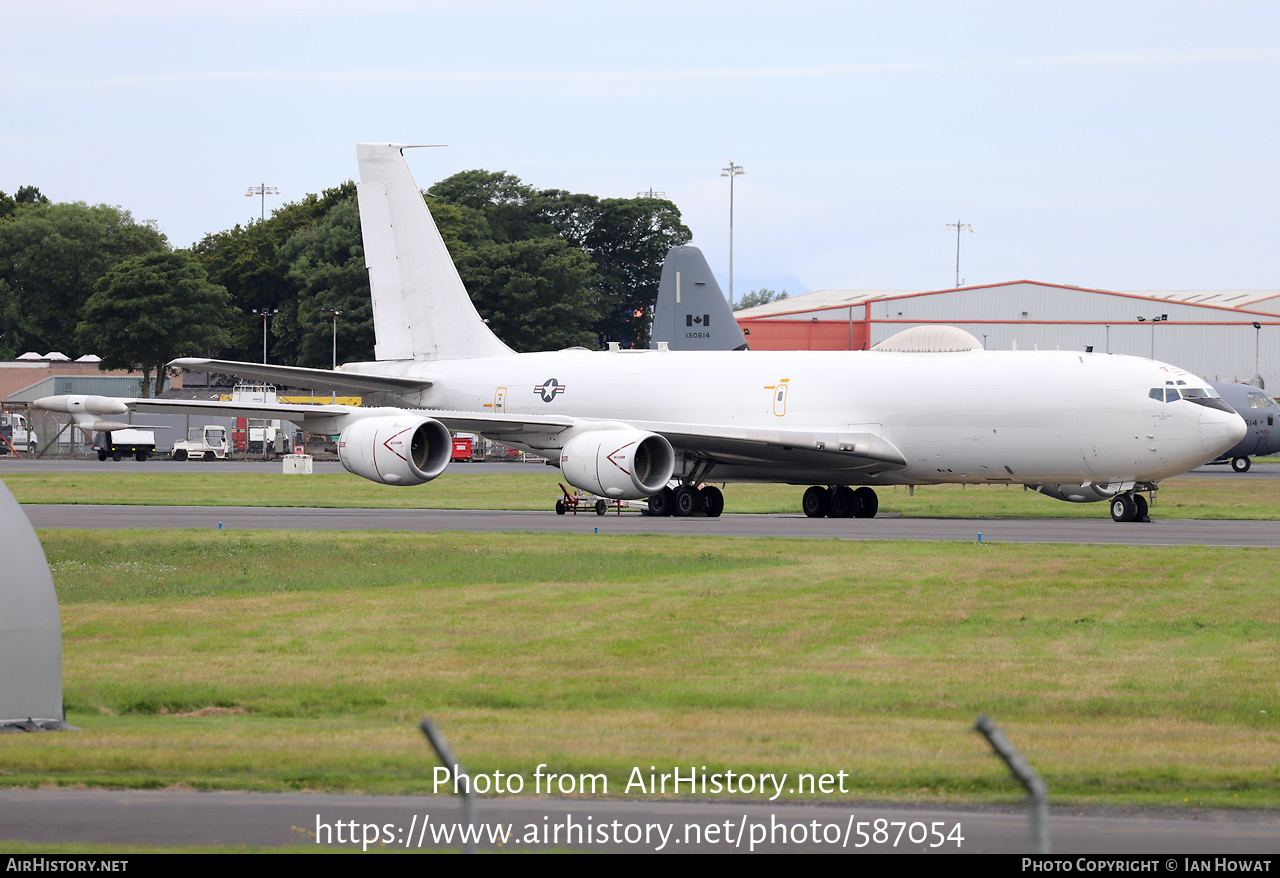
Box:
766, 379, 790, 417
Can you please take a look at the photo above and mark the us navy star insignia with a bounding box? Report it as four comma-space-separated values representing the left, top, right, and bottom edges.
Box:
534, 378, 566, 403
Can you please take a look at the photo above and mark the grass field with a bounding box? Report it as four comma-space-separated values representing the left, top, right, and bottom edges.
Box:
3, 470, 1279, 518
3, 529, 1277, 809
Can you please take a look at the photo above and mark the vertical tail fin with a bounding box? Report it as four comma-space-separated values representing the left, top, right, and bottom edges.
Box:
650, 245, 748, 351
356, 143, 513, 361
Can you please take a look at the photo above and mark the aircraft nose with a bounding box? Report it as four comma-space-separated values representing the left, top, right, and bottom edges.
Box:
1200, 407, 1246, 455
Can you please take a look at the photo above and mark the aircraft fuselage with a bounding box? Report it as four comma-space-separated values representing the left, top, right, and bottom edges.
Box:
340, 347, 1241, 488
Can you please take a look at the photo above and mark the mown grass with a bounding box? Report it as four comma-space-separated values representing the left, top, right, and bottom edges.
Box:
3, 529, 1276, 809
4, 471, 1280, 518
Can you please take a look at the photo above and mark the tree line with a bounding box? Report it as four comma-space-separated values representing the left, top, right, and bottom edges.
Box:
0, 172, 691, 395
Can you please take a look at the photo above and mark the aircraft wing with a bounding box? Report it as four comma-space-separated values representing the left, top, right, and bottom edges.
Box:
123, 398, 357, 422
36, 393, 902, 473
38, 394, 581, 432
168, 358, 433, 394
634, 421, 907, 471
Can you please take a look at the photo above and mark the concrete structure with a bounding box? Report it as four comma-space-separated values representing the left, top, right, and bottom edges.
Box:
735, 281, 1280, 389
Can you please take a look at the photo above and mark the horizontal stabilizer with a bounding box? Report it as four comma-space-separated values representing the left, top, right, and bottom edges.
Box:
168, 358, 433, 394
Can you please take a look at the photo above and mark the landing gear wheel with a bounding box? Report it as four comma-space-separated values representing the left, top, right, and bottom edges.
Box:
648, 486, 675, 517
853, 486, 879, 519
555, 499, 566, 515
802, 485, 829, 518
702, 486, 725, 518
97, 449, 107, 462
674, 485, 699, 517
1232, 456, 1251, 473
595, 499, 608, 516
1133, 493, 1150, 522
1110, 493, 1138, 523
112, 451, 121, 462
173, 449, 188, 461
829, 486, 857, 518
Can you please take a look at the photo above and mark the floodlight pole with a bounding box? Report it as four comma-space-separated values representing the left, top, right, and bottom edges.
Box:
1138, 314, 1167, 360
245, 182, 280, 222
252, 308, 278, 364
321, 307, 344, 370
1253, 322, 1262, 383
721, 161, 745, 307
944, 220, 974, 288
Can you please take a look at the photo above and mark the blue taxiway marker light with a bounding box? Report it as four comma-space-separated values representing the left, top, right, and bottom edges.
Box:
978, 533, 982, 542
218, 522, 223, 530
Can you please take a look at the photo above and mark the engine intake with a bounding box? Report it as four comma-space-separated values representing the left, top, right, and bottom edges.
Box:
338, 415, 452, 486
560, 429, 675, 499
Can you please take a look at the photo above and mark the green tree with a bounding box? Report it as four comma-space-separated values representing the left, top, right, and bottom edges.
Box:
734, 288, 789, 310
0, 201, 168, 354
273, 197, 374, 367
193, 183, 355, 362
75, 251, 234, 397
455, 237, 603, 352
577, 197, 690, 347
0, 279, 19, 360
428, 171, 690, 348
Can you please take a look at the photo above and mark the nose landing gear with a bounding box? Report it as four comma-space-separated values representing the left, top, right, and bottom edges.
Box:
1109, 492, 1151, 523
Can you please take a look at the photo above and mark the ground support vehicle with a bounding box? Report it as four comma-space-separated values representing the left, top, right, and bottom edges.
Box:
451, 435, 474, 462
93, 429, 156, 462
0, 412, 37, 455
171, 425, 229, 461
553, 483, 634, 516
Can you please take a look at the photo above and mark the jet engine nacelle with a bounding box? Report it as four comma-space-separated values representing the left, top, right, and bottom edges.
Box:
338, 415, 453, 486
1030, 483, 1121, 503
560, 429, 675, 499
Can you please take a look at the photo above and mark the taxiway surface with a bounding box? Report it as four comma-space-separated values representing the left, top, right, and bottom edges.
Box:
20, 504, 1280, 547
2, 789, 1276, 854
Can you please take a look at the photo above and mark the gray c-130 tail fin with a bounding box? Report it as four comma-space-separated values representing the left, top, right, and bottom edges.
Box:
650, 245, 748, 351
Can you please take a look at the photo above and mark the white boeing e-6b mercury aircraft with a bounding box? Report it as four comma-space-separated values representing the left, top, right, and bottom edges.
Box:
36, 143, 1245, 524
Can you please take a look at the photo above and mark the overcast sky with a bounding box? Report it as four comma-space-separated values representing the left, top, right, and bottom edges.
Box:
4, 1, 1278, 298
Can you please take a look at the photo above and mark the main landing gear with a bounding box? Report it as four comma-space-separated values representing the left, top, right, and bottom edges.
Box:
802, 485, 879, 519
1109, 492, 1151, 523
647, 484, 724, 517
647, 460, 724, 517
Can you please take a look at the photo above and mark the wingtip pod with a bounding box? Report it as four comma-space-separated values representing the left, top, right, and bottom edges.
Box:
34, 395, 129, 416
354, 142, 512, 362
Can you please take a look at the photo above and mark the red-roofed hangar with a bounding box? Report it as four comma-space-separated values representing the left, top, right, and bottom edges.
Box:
734, 280, 1280, 389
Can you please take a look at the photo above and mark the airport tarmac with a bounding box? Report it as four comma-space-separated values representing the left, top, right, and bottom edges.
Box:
20, 504, 1280, 547
2, 788, 1276, 854
2, 458, 1277, 478
0, 458, 554, 475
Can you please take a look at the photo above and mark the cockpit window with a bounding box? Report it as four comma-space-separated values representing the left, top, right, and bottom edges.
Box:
1149, 388, 1163, 401
1165, 388, 1181, 402
1247, 392, 1276, 409
1178, 387, 1235, 412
